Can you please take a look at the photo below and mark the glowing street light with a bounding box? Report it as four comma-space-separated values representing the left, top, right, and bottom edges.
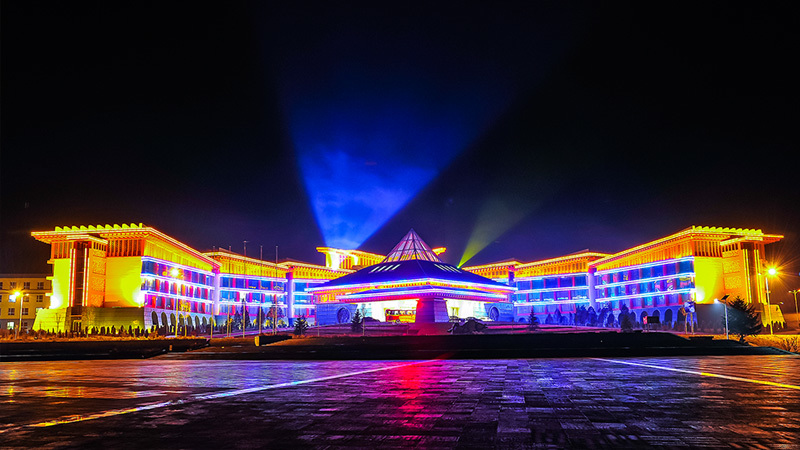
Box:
12, 290, 28, 340
715, 295, 730, 340
765, 267, 778, 335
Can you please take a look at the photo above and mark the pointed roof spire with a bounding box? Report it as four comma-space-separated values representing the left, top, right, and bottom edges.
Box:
382, 229, 442, 263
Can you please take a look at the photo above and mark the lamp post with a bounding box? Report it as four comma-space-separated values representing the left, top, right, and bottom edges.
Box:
790, 289, 800, 330
765, 268, 777, 335
12, 291, 28, 340
715, 295, 730, 340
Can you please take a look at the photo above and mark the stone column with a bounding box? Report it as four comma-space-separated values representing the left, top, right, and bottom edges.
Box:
588, 266, 597, 311
286, 269, 295, 325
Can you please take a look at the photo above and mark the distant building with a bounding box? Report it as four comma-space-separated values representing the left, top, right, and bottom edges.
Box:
0, 274, 51, 332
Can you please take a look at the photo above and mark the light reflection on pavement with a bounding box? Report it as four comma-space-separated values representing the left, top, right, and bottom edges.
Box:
1, 355, 799, 448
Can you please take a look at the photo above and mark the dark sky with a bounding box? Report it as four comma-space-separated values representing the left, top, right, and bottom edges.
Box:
2, 1, 799, 296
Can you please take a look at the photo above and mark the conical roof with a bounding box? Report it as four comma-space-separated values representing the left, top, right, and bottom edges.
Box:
382, 229, 442, 263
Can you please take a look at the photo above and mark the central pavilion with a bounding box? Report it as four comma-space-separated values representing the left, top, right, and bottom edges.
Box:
309, 229, 516, 323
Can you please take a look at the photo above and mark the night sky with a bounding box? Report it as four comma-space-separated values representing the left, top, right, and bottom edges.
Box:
2, 2, 798, 298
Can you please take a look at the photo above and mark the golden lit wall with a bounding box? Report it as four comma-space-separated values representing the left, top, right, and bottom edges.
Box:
104, 257, 145, 308
693, 257, 724, 304
50, 259, 71, 309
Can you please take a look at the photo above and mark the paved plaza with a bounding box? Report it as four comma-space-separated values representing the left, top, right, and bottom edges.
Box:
1, 355, 799, 448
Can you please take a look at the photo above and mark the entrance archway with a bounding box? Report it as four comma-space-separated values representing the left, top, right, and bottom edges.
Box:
337, 308, 351, 324
664, 308, 673, 327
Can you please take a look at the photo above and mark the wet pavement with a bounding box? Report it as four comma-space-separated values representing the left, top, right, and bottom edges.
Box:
1, 356, 799, 449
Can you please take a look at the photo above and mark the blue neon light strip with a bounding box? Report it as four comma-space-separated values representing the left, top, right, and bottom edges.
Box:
592, 256, 694, 276
306, 277, 515, 293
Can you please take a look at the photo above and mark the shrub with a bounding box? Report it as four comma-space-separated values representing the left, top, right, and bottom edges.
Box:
528, 310, 539, 332
294, 316, 309, 336
727, 297, 762, 342
350, 309, 363, 333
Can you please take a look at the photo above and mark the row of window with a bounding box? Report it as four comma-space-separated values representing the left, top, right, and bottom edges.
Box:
0, 307, 43, 317
515, 289, 590, 303
220, 276, 285, 291
141, 279, 211, 300
141, 260, 215, 286
0, 294, 45, 302
145, 296, 211, 314
219, 291, 284, 302
0, 282, 46, 290
520, 293, 695, 314
515, 275, 588, 291
596, 259, 694, 285
596, 276, 694, 299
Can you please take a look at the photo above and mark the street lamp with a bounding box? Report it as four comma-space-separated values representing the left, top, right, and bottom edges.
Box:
12, 290, 28, 340
765, 268, 777, 335
715, 295, 730, 340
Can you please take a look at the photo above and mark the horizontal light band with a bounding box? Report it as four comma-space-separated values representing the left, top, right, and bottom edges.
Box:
593, 256, 694, 276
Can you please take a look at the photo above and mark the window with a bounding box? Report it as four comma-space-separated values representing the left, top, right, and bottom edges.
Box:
0, 282, 3, 289
22, 307, 29, 316
9, 281, 16, 289
8, 295, 15, 303
23, 282, 31, 289
37, 282, 44, 290
8, 308, 15, 316
36, 295, 44, 302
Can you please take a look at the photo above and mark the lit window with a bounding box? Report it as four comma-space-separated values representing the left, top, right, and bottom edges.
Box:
9, 282, 16, 289
23, 282, 31, 289
37, 282, 44, 289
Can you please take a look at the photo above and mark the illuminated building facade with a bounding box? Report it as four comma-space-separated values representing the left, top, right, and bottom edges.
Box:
31, 224, 221, 333
30, 224, 347, 332
28, 224, 783, 331
463, 226, 784, 326
0, 275, 51, 332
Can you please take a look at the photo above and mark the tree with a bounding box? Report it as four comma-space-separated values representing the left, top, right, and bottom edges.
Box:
294, 316, 309, 336
575, 306, 588, 326
528, 309, 539, 332
587, 307, 598, 327
350, 309, 363, 333
618, 303, 633, 332
604, 312, 615, 328
727, 296, 762, 342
